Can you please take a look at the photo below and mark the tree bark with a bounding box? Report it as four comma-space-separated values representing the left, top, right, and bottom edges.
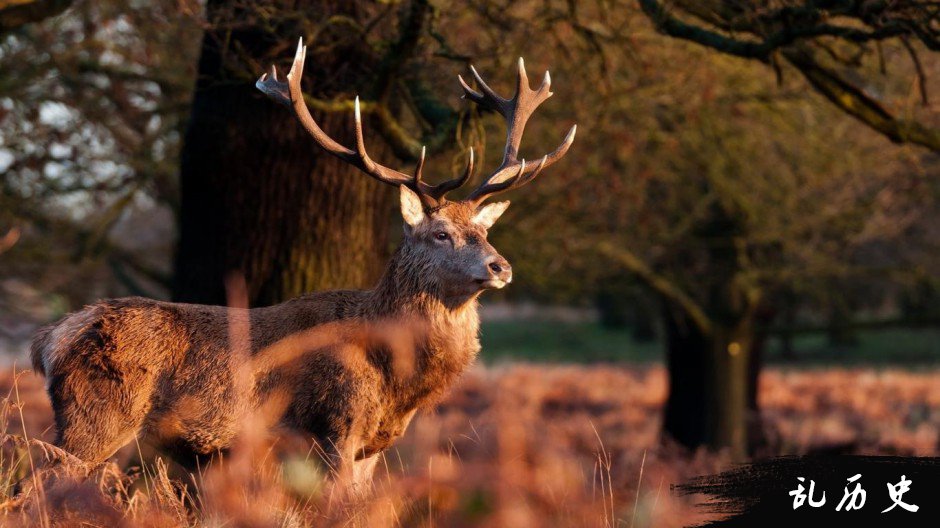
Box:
662, 303, 708, 450
662, 303, 755, 461
707, 324, 751, 459
660, 203, 761, 461
173, 1, 395, 306
745, 302, 778, 452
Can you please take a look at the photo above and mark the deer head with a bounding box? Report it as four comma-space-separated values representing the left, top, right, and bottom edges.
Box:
257, 39, 576, 298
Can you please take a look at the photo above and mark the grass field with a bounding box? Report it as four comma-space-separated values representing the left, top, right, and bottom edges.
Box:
480, 322, 940, 366
0, 313, 935, 526
0, 361, 938, 526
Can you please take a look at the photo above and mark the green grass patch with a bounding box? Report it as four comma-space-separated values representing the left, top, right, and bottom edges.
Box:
480, 321, 940, 367
479, 321, 661, 364
765, 327, 940, 366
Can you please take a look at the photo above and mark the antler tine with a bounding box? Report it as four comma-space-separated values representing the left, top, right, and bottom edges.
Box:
461, 58, 576, 205
515, 154, 548, 188
501, 57, 555, 166
514, 58, 530, 98
413, 146, 427, 186
467, 159, 528, 203
257, 37, 434, 199
467, 124, 576, 203
352, 97, 386, 178
459, 67, 510, 115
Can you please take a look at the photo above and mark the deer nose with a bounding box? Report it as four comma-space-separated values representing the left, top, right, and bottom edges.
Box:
487, 258, 512, 282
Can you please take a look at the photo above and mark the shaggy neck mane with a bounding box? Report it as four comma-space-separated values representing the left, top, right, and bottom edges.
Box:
366, 243, 480, 319
362, 242, 481, 401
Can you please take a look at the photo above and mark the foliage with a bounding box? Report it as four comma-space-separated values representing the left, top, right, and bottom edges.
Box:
3, 0, 938, 320
0, 0, 72, 33
640, 0, 940, 151
0, 0, 200, 321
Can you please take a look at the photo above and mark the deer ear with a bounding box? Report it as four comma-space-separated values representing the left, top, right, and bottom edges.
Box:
473, 201, 510, 229
400, 185, 426, 229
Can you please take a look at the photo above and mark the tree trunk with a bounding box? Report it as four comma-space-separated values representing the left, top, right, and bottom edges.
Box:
659, 202, 762, 460
707, 324, 751, 459
779, 294, 797, 360
827, 299, 858, 348
662, 303, 708, 450
632, 303, 657, 342
746, 302, 776, 453
662, 303, 754, 461
173, 1, 395, 306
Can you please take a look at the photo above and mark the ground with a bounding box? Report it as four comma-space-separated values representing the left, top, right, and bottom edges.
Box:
0, 360, 937, 527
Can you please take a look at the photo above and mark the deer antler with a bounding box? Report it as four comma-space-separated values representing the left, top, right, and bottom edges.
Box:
460, 58, 577, 205
256, 38, 472, 207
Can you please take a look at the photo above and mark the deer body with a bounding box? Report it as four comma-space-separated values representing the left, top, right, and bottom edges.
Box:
30, 40, 575, 485
32, 239, 484, 469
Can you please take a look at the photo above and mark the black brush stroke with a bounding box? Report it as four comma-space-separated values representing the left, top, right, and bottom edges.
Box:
676, 456, 940, 527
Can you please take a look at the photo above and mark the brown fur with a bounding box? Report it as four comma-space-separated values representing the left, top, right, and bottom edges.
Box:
30, 199, 512, 486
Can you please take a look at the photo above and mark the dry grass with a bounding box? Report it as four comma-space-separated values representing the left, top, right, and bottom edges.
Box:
0, 363, 937, 527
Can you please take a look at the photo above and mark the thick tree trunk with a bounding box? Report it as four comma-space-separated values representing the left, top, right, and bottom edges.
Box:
662, 304, 708, 449
632, 304, 657, 342
662, 303, 755, 461
658, 202, 765, 460
173, 2, 395, 306
707, 324, 751, 459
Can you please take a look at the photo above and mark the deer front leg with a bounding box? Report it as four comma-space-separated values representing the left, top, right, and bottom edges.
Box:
350, 455, 380, 495
344, 408, 416, 496
315, 437, 367, 506
315, 426, 381, 499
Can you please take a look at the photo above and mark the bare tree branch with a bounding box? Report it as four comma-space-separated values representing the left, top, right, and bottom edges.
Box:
597, 242, 714, 335
639, 0, 940, 153
0, 0, 71, 33
784, 47, 940, 151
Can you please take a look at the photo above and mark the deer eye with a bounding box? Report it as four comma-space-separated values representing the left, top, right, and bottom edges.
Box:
434, 231, 450, 242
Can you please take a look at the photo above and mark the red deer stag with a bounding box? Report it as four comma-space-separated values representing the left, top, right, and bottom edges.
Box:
30, 39, 576, 487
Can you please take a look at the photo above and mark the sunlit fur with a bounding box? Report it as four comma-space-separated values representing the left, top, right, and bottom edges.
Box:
29, 190, 511, 489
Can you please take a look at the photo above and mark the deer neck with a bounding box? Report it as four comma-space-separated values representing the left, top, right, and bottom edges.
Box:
365, 244, 481, 349
363, 244, 481, 408
367, 245, 479, 319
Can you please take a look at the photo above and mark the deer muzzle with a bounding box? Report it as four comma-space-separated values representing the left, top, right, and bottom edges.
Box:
481, 256, 512, 289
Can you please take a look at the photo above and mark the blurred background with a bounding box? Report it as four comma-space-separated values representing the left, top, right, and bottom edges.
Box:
1, 0, 940, 525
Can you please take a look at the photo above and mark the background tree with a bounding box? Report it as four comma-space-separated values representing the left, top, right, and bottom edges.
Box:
173, 0, 470, 306
639, 0, 940, 152
0, 0, 71, 33
437, 1, 937, 459
623, 0, 940, 457
0, 0, 198, 334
